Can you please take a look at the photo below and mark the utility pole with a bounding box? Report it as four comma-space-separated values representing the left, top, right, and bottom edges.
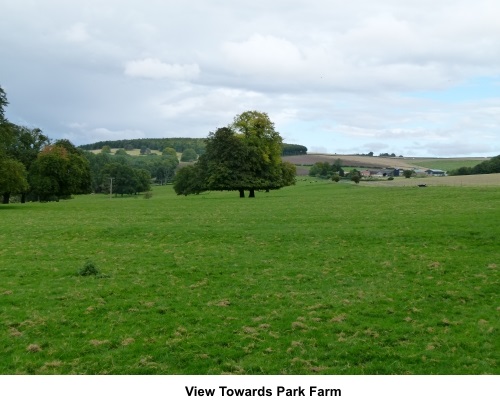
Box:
110, 177, 114, 198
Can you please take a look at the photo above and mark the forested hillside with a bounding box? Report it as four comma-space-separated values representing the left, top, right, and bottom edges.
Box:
80, 138, 307, 156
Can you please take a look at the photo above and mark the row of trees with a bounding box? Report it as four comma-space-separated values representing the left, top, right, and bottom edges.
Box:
173, 111, 296, 197
282, 144, 308, 156
81, 137, 308, 157
82, 138, 208, 155
449, 156, 500, 176
85, 149, 178, 194
308, 160, 345, 178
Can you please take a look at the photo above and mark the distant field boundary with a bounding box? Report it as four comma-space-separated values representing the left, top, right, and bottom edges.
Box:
284, 154, 488, 170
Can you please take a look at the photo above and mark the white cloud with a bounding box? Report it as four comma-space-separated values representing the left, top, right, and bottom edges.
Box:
124, 58, 200, 81
65, 23, 91, 43
1, 0, 500, 156
223, 34, 305, 75
155, 86, 268, 123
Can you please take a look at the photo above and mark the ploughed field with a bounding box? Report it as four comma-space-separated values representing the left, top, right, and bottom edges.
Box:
1, 181, 498, 374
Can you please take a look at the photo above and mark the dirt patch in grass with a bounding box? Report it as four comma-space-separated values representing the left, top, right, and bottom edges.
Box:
89, 339, 110, 346
9, 328, 23, 337
26, 344, 42, 353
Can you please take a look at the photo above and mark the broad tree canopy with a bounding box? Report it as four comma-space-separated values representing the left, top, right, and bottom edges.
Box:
174, 111, 296, 197
0, 158, 29, 203
29, 140, 91, 201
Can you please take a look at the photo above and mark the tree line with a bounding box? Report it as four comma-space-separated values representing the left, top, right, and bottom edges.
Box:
308, 160, 345, 178
1, 86, 91, 202
1, 85, 177, 203
80, 138, 308, 157
81, 138, 208, 155
448, 155, 500, 176
84, 148, 178, 195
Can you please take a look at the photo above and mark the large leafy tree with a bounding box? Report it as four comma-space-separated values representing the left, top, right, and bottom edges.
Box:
197, 126, 249, 196
173, 165, 205, 196
154, 156, 178, 185
99, 162, 151, 196
0, 85, 12, 150
85, 150, 113, 193
0, 158, 29, 204
5, 126, 49, 167
29, 140, 91, 201
0, 85, 8, 122
7, 125, 50, 202
180, 148, 198, 162
1, 87, 32, 203
174, 111, 296, 197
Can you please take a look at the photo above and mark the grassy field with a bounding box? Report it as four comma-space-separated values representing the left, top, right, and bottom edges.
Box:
410, 159, 488, 172
1, 180, 499, 375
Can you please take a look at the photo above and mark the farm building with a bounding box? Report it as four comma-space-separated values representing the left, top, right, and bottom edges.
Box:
362, 168, 400, 177
425, 169, 447, 176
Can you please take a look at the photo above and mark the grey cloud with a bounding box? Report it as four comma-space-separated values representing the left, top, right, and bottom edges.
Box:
1, 0, 499, 156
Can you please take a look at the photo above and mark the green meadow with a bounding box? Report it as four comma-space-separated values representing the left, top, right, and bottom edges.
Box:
1, 180, 499, 374
410, 159, 487, 172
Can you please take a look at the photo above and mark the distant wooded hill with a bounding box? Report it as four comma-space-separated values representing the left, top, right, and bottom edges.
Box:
79, 138, 308, 156
448, 154, 500, 175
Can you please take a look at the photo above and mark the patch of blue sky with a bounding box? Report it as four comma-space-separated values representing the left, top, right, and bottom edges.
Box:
407, 76, 500, 103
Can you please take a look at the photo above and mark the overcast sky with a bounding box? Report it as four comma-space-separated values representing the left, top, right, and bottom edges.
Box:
1, 0, 499, 156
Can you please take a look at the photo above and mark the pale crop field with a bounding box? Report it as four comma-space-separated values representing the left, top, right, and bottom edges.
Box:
360, 173, 500, 187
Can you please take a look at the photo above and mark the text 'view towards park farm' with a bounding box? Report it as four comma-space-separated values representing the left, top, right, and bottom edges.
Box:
1, 0, 499, 384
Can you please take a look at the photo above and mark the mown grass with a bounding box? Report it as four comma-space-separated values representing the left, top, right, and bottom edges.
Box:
1, 181, 499, 374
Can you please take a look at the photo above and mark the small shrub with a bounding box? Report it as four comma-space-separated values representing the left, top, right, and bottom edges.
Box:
388, 176, 394, 181
144, 191, 153, 199
78, 260, 100, 277
403, 169, 414, 179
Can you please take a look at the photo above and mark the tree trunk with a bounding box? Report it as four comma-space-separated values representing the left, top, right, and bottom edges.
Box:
249, 189, 255, 198
2, 192, 10, 204
21, 193, 27, 203
239, 189, 245, 198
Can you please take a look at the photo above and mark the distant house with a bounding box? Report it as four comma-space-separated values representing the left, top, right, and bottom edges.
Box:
373, 168, 396, 177
425, 169, 446, 176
